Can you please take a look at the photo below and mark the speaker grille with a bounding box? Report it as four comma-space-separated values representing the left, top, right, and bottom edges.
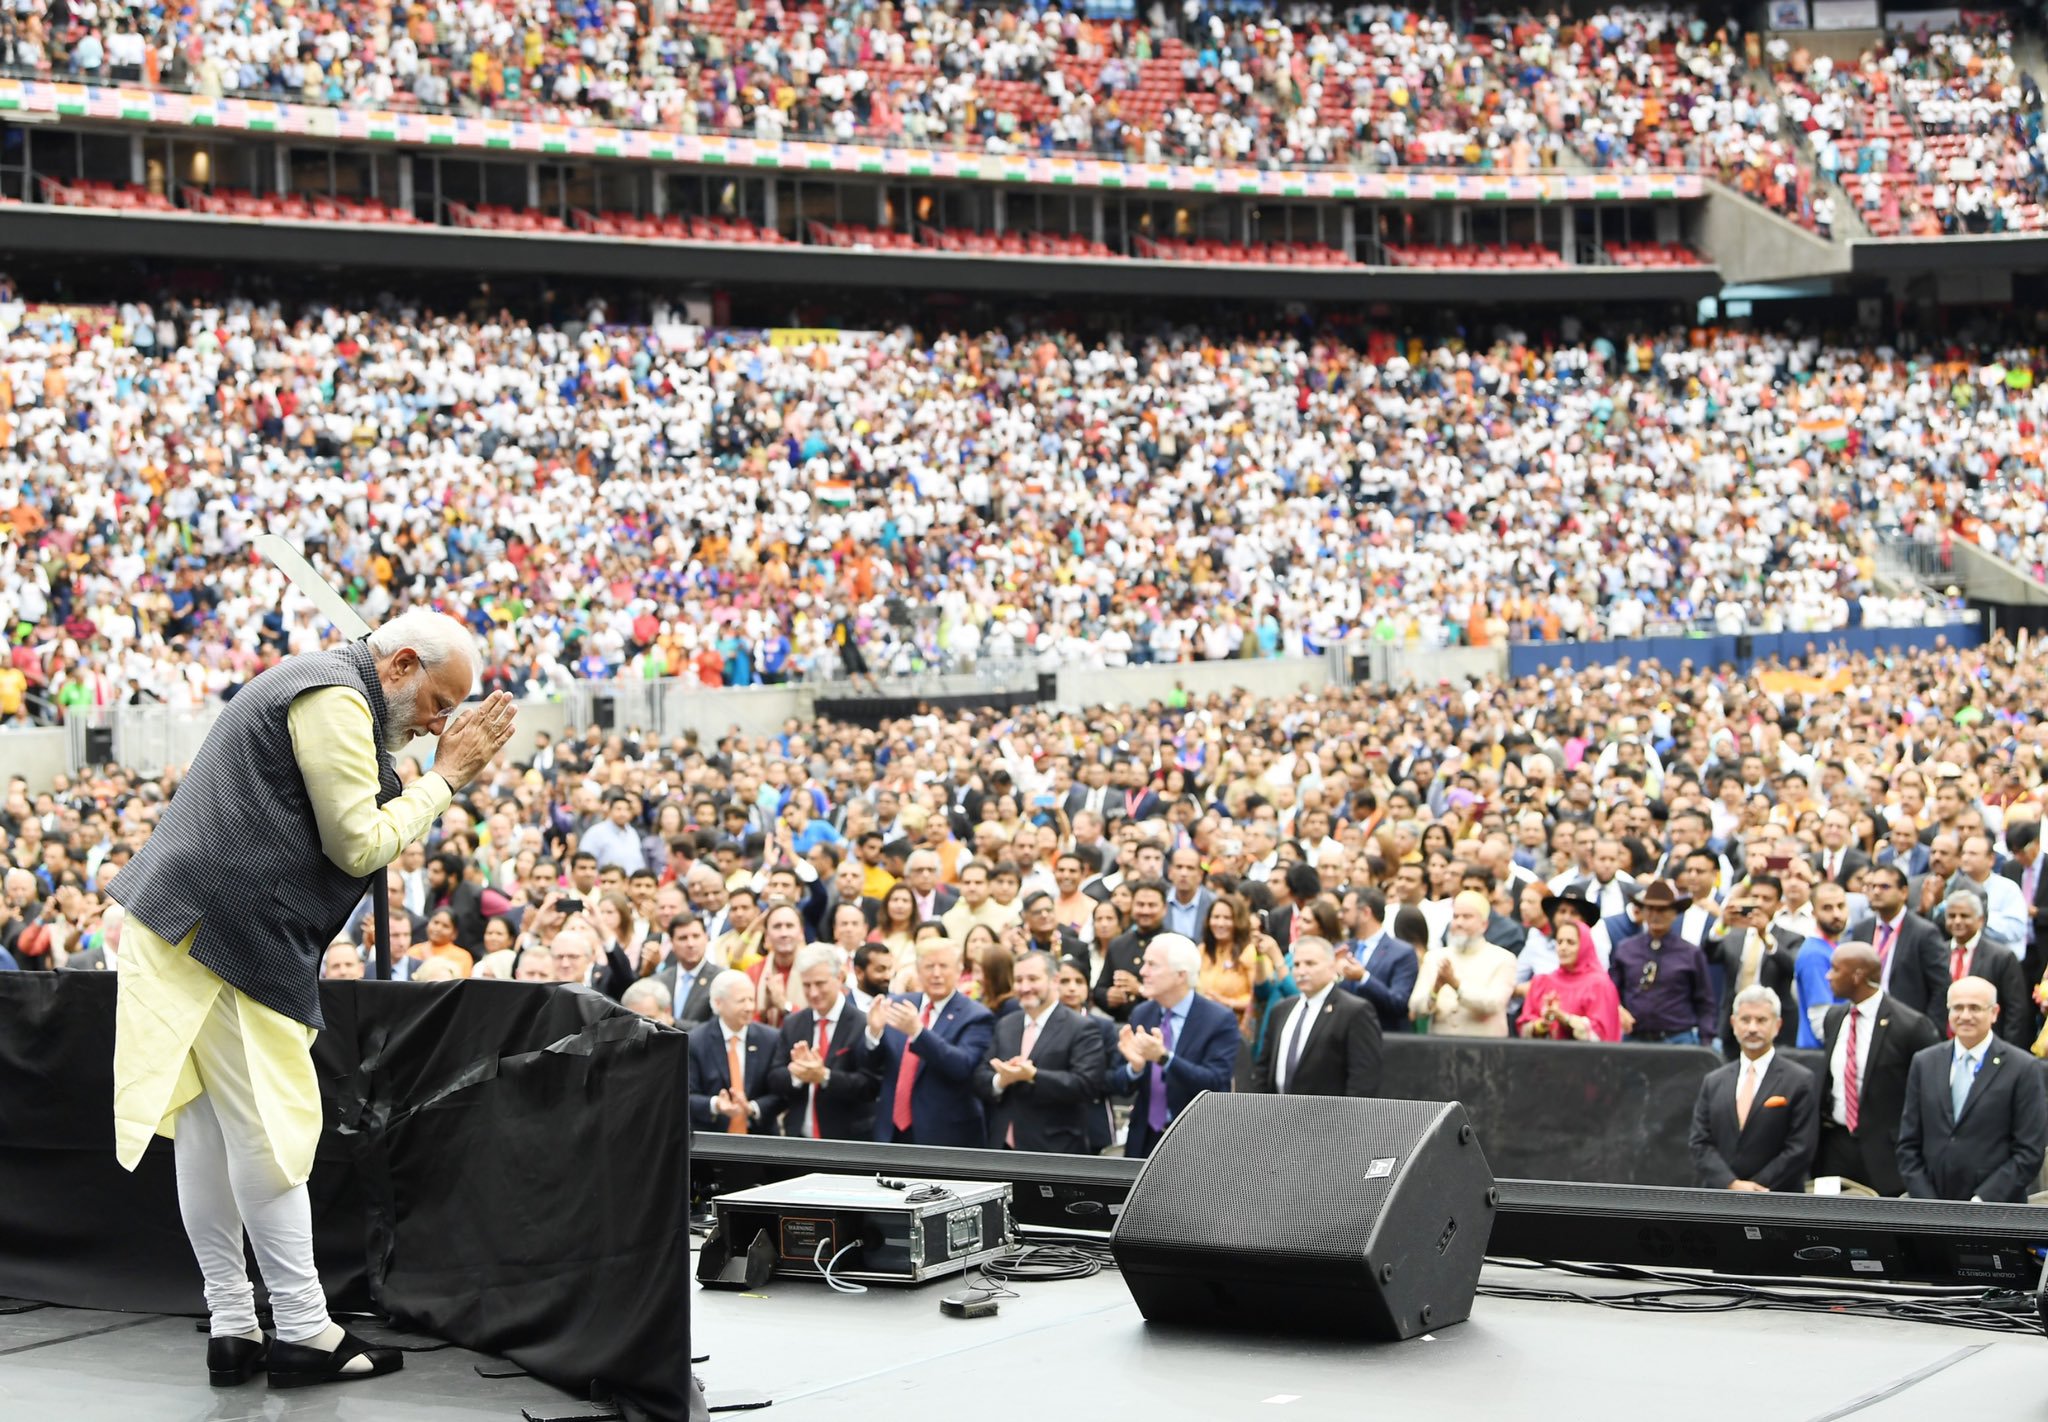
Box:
1117, 1095, 1458, 1266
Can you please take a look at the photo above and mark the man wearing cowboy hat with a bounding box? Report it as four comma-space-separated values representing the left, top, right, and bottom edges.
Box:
1609, 880, 1717, 1046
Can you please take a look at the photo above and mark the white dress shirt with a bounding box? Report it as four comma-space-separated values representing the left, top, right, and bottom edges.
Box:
799, 1000, 844, 1138
1828, 992, 1881, 1129
1276, 983, 1336, 1093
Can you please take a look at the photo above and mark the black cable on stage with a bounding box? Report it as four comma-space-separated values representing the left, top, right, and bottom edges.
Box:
979, 1244, 1107, 1283
1477, 1259, 2044, 1336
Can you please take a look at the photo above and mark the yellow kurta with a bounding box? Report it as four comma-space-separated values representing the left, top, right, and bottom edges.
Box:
112, 685, 455, 1186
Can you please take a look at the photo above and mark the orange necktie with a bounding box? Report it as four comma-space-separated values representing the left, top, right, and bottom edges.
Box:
726, 1033, 749, 1135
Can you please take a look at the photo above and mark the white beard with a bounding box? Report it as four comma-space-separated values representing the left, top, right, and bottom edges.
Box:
1449, 933, 1490, 955
382, 682, 420, 754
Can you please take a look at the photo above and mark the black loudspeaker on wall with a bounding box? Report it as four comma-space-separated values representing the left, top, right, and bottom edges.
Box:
1111, 1094, 1496, 1341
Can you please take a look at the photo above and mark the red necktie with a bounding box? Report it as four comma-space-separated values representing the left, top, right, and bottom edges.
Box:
1951, 943, 1968, 982
1843, 1006, 1861, 1134
809, 1014, 828, 1139
890, 1001, 934, 1135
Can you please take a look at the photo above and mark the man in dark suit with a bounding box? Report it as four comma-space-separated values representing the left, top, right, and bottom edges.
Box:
1111, 933, 1239, 1159
1875, 816, 1930, 879
1812, 811, 1871, 888
2000, 820, 2048, 990
1846, 866, 1950, 1021
767, 944, 881, 1140
1337, 886, 1419, 1033
1898, 975, 2048, 1202
863, 938, 995, 1146
1254, 936, 1382, 1098
653, 913, 717, 1030
978, 951, 1107, 1153
688, 970, 787, 1133
1094, 878, 1169, 1021
1940, 891, 2032, 1047
1707, 875, 1802, 1049
1160, 848, 1216, 942
1260, 862, 1322, 955
1816, 940, 1940, 1195
903, 849, 960, 923
1063, 762, 1115, 823
1113, 759, 1161, 826
1690, 983, 1820, 1191
1018, 891, 1090, 983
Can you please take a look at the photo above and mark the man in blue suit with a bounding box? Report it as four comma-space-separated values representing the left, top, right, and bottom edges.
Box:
687, 970, 787, 1133
1337, 886, 1418, 1033
1112, 933, 1239, 1159
864, 938, 995, 1146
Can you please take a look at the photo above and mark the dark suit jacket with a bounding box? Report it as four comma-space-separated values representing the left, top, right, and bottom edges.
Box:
1898, 1039, 2048, 1202
1819, 995, 1940, 1196
1020, 927, 1090, 983
1253, 989, 1382, 1098
1812, 848, 1871, 887
766, 1003, 880, 1140
975, 1003, 1107, 1153
917, 885, 961, 921
1112, 993, 1239, 1160
1344, 933, 1420, 1033
1112, 789, 1161, 825
1688, 1054, 1820, 1192
656, 958, 717, 1029
1877, 843, 1930, 878
1063, 785, 1114, 822
1083, 1015, 1119, 1155
1710, 925, 1803, 1047
1091, 926, 1156, 1022
687, 1022, 787, 1131
1954, 939, 2032, 1047
1484, 912, 1528, 956
864, 992, 996, 1146
61, 947, 111, 972
1846, 913, 1948, 1021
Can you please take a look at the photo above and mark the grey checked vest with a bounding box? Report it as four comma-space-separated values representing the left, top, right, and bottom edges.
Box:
109, 642, 405, 1028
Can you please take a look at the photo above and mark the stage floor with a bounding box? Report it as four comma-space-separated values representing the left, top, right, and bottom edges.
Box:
693, 1260, 2042, 1422
0, 1305, 602, 1421
5, 1257, 2041, 1421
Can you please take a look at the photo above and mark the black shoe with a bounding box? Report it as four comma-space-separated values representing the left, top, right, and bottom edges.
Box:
265, 1329, 403, 1389
207, 1333, 269, 1387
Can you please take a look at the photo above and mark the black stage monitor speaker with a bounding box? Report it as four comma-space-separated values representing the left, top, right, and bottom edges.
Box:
1112, 1094, 1496, 1340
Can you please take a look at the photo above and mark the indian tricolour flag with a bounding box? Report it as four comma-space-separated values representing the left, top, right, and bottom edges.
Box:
818, 480, 854, 508
1799, 415, 1850, 448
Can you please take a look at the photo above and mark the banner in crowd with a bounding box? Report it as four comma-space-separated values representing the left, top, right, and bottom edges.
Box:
0, 79, 1708, 205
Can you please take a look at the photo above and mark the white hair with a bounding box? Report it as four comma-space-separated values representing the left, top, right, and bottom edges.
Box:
1150, 932, 1201, 985
793, 943, 842, 979
709, 968, 754, 1008
366, 609, 480, 685
622, 978, 673, 1015
1732, 985, 1782, 1018
1943, 889, 1986, 920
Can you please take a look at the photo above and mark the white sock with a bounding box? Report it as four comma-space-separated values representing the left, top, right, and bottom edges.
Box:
219, 1327, 262, 1344
298, 1321, 373, 1373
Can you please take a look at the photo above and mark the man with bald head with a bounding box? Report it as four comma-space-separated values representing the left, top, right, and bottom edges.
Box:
1816, 939, 1938, 1196
1897, 976, 2048, 1202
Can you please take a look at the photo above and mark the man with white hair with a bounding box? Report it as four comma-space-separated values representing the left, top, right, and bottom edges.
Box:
61, 902, 123, 972
1110, 932, 1238, 1159
621, 976, 674, 1025
688, 970, 783, 1133
107, 607, 516, 1389
1408, 890, 1519, 1037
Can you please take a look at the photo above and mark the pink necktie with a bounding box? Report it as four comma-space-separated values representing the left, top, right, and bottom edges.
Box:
1006, 1014, 1044, 1148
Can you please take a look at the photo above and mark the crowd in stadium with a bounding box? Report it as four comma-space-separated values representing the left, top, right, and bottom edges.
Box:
0, 0, 2043, 223
7, 630, 2048, 1188
6, 286, 2032, 723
